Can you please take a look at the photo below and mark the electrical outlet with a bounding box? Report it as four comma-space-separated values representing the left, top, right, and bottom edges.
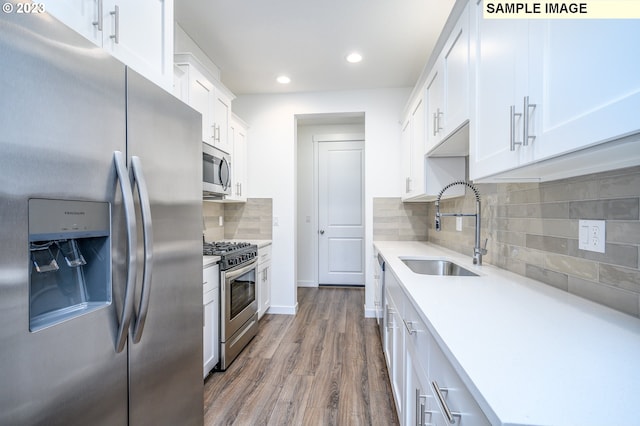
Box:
218, 216, 224, 227
273, 217, 279, 227
456, 216, 463, 232
578, 220, 605, 253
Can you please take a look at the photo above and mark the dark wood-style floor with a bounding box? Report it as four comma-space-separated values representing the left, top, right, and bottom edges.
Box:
203, 287, 399, 426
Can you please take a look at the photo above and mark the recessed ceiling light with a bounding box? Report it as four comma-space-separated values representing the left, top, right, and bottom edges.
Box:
346, 52, 363, 63
276, 75, 291, 84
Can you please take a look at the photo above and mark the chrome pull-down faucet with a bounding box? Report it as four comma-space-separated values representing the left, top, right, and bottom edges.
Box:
435, 181, 488, 265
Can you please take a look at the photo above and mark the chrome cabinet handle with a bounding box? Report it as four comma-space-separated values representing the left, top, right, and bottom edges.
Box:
403, 319, 417, 335
92, 0, 103, 31
386, 306, 393, 330
113, 151, 137, 353
130, 156, 153, 344
110, 5, 119, 44
523, 95, 536, 146
416, 389, 436, 426
433, 112, 438, 136
436, 108, 444, 134
416, 389, 426, 426
431, 381, 460, 424
509, 105, 523, 151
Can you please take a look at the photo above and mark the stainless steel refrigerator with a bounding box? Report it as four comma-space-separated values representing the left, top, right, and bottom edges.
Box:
0, 8, 204, 426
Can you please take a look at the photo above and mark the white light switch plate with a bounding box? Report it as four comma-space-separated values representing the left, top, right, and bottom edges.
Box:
456, 217, 463, 232
578, 220, 605, 253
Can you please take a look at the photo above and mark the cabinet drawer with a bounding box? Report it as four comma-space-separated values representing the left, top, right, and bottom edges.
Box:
403, 299, 429, 375
203, 263, 220, 295
203, 287, 216, 304
258, 244, 272, 265
429, 340, 489, 426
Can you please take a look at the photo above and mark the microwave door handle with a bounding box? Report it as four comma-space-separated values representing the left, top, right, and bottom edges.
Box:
220, 157, 230, 190
130, 156, 153, 344
113, 151, 137, 353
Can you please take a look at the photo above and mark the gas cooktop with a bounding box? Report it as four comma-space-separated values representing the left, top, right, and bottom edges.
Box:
203, 241, 257, 270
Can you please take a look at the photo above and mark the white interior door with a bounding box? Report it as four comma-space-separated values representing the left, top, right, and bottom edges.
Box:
318, 140, 365, 285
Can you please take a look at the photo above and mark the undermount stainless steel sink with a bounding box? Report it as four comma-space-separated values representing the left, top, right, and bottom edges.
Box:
401, 259, 479, 277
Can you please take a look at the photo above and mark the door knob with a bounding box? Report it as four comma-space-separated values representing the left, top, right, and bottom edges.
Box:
319, 230, 325, 235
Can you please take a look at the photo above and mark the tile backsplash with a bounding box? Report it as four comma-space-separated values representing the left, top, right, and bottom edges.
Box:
224, 198, 273, 240
373, 198, 428, 241
203, 198, 273, 242
374, 166, 640, 318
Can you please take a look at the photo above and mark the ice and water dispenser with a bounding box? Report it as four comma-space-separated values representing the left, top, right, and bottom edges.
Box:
28, 199, 111, 331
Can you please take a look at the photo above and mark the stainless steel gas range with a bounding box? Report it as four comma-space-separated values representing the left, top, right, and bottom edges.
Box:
203, 242, 258, 370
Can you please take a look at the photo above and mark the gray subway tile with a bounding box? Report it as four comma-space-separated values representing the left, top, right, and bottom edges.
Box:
569, 198, 639, 220
568, 276, 640, 317
525, 264, 568, 291
599, 263, 640, 294
599, 171, 640, 198
544, 254, 598, 280
607, 221, 640, 245
568, 240, 638, 269
526, 235, 568, 255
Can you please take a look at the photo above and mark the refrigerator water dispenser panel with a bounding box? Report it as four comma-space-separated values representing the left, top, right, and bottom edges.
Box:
28, 199, 111, 332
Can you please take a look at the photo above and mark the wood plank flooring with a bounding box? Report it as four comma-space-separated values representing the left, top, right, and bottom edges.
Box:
203, 287, 399, 426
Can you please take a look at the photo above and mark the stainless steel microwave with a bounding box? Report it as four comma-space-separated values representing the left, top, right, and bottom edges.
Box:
202, 142, 231, 198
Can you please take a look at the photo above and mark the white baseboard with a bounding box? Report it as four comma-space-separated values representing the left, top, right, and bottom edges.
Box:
364, 305, 378, 318
297, 280, 317, 288
265, 303, 298, 315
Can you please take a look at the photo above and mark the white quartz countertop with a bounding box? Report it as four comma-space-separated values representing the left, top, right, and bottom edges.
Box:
203, 255, 220, 268
374, 241, 640, 426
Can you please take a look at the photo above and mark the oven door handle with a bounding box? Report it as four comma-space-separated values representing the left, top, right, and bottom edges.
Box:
225, 259, 258, 281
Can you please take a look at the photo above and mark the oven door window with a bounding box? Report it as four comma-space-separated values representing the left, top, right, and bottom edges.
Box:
230, 268, 256, 318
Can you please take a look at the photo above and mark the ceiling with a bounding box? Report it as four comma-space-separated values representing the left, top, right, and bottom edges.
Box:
174, 0, 456, 96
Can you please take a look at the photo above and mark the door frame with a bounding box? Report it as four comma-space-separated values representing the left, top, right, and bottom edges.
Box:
313, 133, 365, 286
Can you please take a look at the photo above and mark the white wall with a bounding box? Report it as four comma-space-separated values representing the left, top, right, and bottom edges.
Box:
233, 88, 411, 315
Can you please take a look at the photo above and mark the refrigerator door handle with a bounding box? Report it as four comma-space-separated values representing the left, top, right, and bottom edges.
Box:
114, 151, 138, 353
130, 156, 153, 344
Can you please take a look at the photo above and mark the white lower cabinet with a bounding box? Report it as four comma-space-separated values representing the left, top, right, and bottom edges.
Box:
383, 260, 489, 425
429, 338, 489, 426
385, 287, 404, 422
257, 244, 272, 319
203, 263, 219, 378
406, 345, 436, 426
404, 299, 435, 426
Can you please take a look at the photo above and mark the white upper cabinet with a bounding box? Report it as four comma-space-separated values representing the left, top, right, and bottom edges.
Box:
425, 63, 445, 151
46, 0, 173, 92
470, 0, 532, 180
426, 3, 471, 155
528, 19, 640, 161
401, 93, 465, 202
471, 0, 640, 181
401, 97, 426, 200
227, 115, 248, 202
213, 88, 233, 153
44, 0, 103, 46
174, 54, 236, 150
